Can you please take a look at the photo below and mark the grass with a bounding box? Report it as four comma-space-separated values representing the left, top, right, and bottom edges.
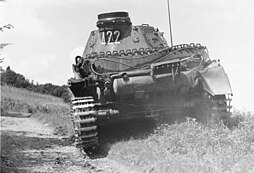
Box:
2, 85, 254, 172
108, 111, 254, 173
1, 85, 73, 136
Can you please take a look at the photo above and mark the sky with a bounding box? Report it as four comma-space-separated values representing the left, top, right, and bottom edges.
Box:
1, 0, 254, 112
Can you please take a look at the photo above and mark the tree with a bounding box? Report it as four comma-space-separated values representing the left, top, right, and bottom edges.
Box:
4, 66, 17, 86
0, 24, 14, 63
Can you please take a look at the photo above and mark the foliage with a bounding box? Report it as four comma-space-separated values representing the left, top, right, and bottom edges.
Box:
1, 66, 71, 102
0, 24, 14, 63
1, 85, 73, 136
109, 113, 254, 173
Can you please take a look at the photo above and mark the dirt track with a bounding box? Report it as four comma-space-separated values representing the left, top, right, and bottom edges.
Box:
0, 114, 139, 173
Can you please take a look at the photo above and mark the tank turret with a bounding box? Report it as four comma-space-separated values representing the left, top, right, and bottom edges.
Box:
83, 12, 167, 58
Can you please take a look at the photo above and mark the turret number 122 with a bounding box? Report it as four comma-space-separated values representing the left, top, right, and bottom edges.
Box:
101, 30, 121, 44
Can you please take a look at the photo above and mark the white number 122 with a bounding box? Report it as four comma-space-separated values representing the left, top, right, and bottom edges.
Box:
101, 30, 120, 44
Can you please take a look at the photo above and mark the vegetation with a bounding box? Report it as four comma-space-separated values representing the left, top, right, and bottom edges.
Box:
109, 112, 254, 173
1, 85, 73, 136
1, 66, 71, 102
0, 24, 14, 63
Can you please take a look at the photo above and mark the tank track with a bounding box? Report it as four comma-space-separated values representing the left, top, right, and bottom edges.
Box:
193, 92, 232, 124
210, 94, 232, 124
71, 97, 98, 149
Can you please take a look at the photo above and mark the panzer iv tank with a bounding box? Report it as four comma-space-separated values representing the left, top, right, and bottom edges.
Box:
68, 12, 232, 150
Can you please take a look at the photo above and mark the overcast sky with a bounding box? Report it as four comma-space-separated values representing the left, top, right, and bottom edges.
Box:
1, 0, 254, 111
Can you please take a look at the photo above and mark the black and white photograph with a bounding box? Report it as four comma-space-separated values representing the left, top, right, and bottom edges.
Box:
1, 0, 254, 172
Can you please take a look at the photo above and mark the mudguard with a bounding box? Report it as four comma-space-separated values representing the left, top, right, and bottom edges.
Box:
199, 65, 232, 96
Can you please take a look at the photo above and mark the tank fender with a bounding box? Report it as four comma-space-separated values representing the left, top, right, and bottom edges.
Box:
198, 65, 232, 96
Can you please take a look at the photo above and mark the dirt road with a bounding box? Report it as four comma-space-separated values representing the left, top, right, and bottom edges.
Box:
0, 114, 139, 173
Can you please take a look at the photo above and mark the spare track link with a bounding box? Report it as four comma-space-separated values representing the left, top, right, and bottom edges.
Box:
71, 96, 98, 149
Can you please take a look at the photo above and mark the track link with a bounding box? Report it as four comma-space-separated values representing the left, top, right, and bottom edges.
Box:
71, 97, 98, 149
192, 92, 232, 124
210, 94, 232, 124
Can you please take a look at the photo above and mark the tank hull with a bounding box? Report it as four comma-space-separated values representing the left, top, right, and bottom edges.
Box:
68, 11, 233, 150
69, 51, 232, 122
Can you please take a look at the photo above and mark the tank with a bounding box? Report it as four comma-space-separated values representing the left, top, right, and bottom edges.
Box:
68, 11, 233, 150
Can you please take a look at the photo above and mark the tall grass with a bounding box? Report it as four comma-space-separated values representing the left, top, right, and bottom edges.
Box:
1, 85, 67, 112
109, 112, 254, 173
1, 85, 73, 136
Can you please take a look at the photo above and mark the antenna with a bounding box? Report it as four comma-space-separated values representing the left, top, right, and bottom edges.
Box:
166, 0, 173, 47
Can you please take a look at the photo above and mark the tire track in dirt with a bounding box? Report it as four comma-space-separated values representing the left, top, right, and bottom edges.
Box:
0, 114, 140, 173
